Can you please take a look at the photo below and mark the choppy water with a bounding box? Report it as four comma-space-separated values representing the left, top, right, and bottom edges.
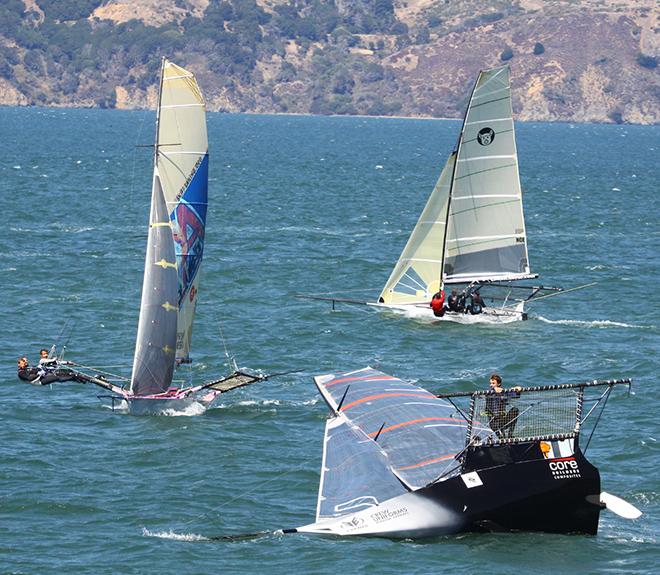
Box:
1, 107, 658, 574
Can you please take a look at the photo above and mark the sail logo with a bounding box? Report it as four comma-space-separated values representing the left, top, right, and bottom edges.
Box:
171, 202, 205, 304
548, 458, 581, 480
477, 127, 495, 146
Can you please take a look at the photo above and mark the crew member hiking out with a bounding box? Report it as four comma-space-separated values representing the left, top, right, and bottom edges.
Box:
469, 290, 486, 315
17, 355, 83, 386
446, 289, 460, 312
430, 290, 445, 317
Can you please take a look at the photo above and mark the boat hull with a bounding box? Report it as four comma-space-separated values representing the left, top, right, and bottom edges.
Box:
100, 389, 222, 415
298, 444, 601, 538
369, 301, 526, 324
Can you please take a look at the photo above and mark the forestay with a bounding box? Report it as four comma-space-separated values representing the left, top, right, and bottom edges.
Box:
444, 65, 531, 283
313, 368, 467, 520
158, 60, 209, 363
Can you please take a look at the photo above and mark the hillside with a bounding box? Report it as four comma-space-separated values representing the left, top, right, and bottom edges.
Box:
0, 0, 658, 123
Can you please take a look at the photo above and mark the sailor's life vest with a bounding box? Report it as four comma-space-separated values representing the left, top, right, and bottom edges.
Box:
430, 290, 445, 317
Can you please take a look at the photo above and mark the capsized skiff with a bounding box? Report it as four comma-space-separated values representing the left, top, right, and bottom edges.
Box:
47, 59, 273, 414
290, 367, 639, 538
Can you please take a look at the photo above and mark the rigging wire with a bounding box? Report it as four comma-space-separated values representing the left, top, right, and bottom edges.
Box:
214, 315, 238, 372
582, 386, 613, 454
67, 360, 130, 382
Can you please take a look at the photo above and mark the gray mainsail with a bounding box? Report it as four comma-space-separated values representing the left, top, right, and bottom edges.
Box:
129, 173, 179, 396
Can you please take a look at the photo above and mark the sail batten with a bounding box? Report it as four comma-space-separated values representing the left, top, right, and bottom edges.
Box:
160, 104, 205, 109
465, 117, 512, 125
456, 154, 516, 162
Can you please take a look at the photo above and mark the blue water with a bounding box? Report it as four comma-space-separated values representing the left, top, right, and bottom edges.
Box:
2, 107, 658, 574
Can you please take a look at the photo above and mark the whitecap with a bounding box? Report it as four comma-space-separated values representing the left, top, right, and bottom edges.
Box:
234, 399, 281, 407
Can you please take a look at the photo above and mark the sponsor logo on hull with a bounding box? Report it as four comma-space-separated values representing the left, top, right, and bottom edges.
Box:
371, 507, 409, 524
548, 457, 581, 480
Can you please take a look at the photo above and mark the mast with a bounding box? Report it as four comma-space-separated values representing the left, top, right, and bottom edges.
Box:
129, 58, 179, 396
154, 57, 165, 169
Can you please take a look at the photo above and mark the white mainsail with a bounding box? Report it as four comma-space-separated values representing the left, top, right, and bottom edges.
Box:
379, 153, 455, 305
444, 65, 531, 284
158, 60, 209, 364
378, 65, 533, 306
130, 59, 208, 395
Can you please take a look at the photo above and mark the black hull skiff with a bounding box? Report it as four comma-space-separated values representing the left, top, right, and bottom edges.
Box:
295, 368, 639, 538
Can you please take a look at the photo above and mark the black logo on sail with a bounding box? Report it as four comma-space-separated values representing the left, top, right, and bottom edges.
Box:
477, 127, 495, 146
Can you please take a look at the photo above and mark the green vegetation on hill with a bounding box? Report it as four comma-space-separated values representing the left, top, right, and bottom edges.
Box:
0, 1, 657, 124
0, 0, 410, 111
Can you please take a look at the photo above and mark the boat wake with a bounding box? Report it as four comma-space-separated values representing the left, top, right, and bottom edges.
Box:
142, 528, 208, 541
536, 317, 650, 329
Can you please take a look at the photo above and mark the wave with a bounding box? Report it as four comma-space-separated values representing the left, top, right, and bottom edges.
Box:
536, 317, 651, 329
142, 528, 208, 541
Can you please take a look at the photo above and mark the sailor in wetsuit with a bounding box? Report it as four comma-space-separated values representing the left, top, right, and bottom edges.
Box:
430, 290, 445, 317
457, 290, 467, 313
38, 348, 57, 369
484, 374, 522, 439
17, 355, 81, 386
468, 290, 486, 315
446, 289, 460, 312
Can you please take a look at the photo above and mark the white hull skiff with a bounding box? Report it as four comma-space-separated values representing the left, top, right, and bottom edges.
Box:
369, 301, 526, 324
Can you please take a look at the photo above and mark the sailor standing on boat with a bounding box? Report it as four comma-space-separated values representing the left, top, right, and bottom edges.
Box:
485, 374, 522, 438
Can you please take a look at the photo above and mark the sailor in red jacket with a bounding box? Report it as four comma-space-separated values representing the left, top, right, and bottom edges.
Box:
430, 290, 445, 317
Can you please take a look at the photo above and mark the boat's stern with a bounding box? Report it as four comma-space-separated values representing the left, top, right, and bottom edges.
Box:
444, 439, 602, 534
